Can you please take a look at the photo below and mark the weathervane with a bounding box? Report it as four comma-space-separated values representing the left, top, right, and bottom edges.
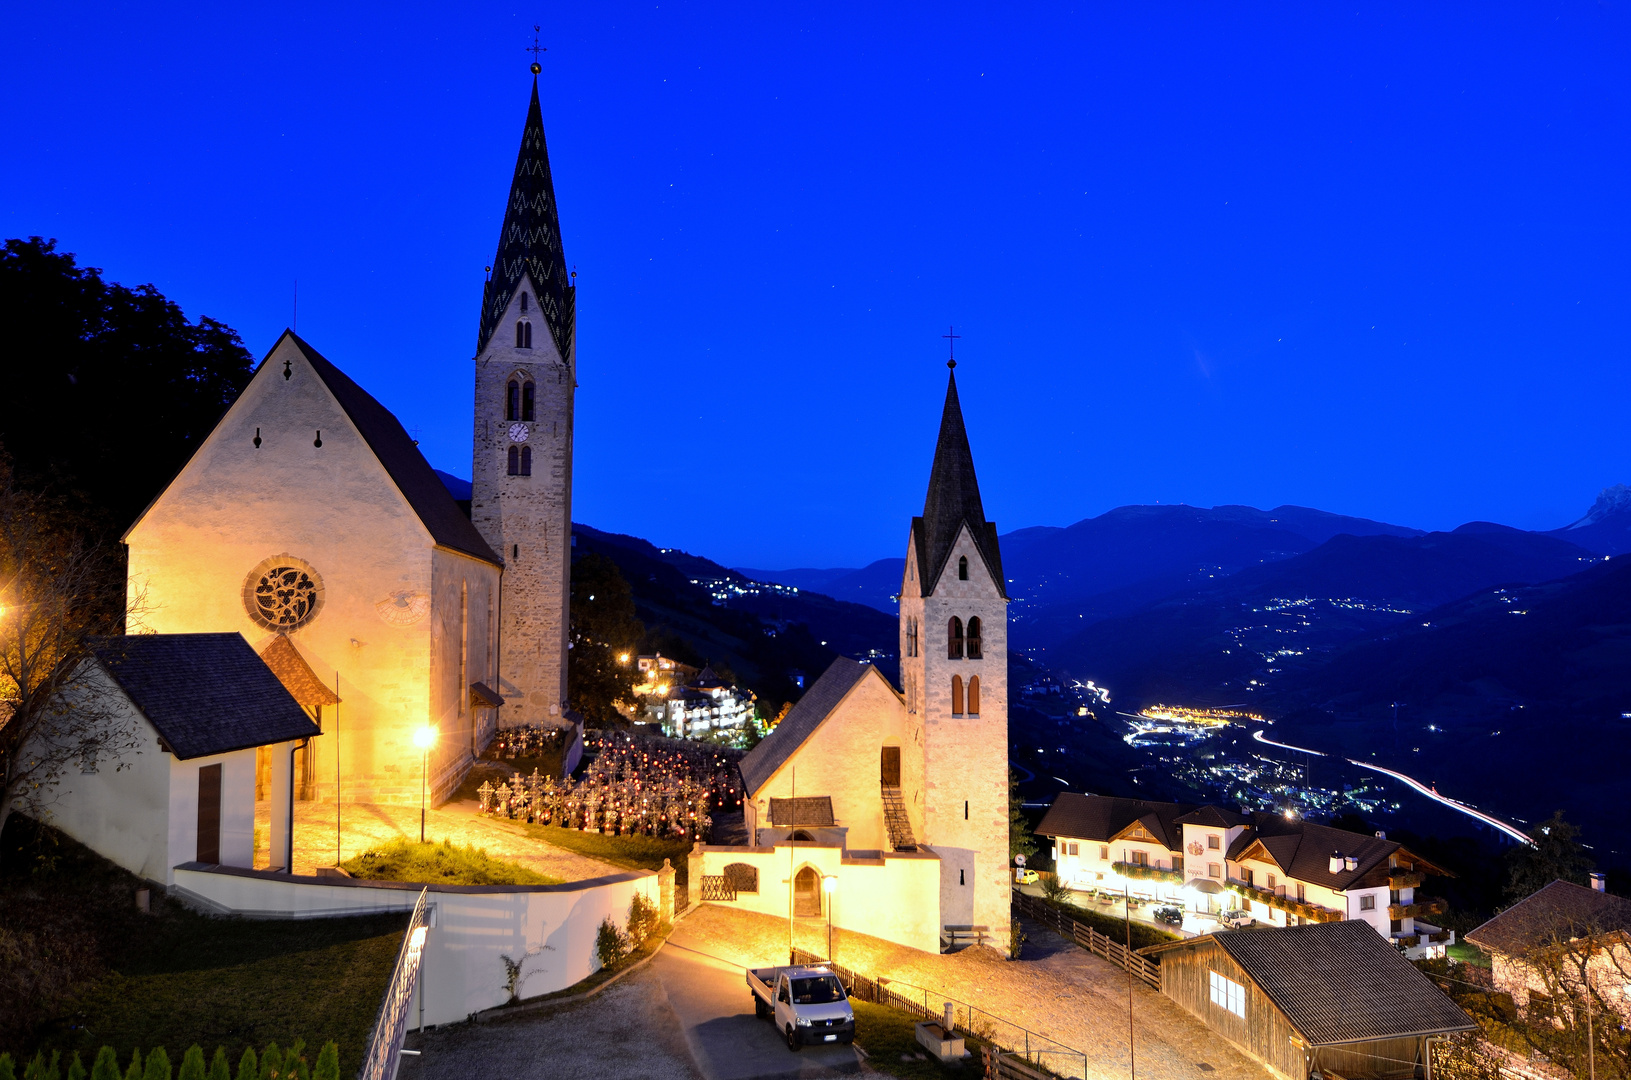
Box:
942, 325, 961, 369
528, 25, 546, 75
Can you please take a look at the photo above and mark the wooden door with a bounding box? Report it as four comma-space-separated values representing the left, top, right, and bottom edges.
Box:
794, 866, 822, 917
197, 763, 222, 863
880, 746, 901, 787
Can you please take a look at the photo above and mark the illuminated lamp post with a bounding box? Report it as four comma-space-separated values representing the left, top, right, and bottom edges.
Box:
823, 875, 838, 962
413, 725, 438, 843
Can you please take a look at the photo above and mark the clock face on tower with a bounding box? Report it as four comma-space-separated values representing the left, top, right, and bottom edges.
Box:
508, 422, 529, 443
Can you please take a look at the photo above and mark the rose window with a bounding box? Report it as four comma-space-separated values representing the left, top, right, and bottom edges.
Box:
243, 556, 325, 632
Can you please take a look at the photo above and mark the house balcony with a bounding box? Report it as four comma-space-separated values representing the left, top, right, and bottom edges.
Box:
1228, 880, 1344, 924
1389, 897, 1446, 920
1395, 920, 1454, 959
1387, 870, 1424, 889
1112, 861, 1184, 884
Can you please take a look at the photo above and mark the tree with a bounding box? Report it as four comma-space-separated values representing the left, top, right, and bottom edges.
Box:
0, 238, 254, 537
0, 458, 145, 858
568, 553, 644, 725
1507, 810, 1594, 902
1504, 905, 1631, 1080
1009, 768, 1037, 863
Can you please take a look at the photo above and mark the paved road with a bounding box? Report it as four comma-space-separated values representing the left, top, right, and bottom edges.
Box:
649, 938, 861, 1080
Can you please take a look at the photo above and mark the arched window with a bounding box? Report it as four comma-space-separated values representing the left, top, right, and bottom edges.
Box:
959, 555, 969, 580
520, 291, 529, 313
507, 445, 520, 475
906, 617, 918, 658
520, 446, 532, 476
967, 617, 982, 659
724, 863, 759, 894
516, 320, 532, 349
506, 380, 520, 421
967, 676, 980, 716
951, 675, 964, 716
521, 381, 535, 421
947, 617, 964, 659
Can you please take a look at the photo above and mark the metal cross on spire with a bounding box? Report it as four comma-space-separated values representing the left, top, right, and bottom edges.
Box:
942, 325, 961, 369
527, 25, 546, 74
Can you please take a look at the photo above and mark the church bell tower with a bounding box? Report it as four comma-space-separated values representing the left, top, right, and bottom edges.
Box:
470, 69, 575, 727
898, 358, 1010, 951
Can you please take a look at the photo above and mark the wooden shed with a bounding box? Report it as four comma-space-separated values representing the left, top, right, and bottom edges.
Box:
1142, 921, 1474, 1080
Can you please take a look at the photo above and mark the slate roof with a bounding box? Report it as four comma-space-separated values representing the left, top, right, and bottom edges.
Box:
914, 370, 1006, 598
1466, 880, 1631, 957
284, 332, 502, 566
470, 681, 505, 709
1149, 922, 1475, 1045
258, 634, 340, 710
738, 658, 878, 796
768, 796, 836, 827
1174, 805, 1252, 828
91, 634, 321, 760
1232, 816, 1406, 891
478, 77, 573, 360
1034, 793, 1197, 853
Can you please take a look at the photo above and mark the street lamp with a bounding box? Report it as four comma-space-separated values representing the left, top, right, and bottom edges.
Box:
412, 725, 438, 843
823, 875, 838, 962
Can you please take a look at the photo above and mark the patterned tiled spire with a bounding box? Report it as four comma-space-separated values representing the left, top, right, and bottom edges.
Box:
479, 76, 573, 359
914, 370, 1007, 597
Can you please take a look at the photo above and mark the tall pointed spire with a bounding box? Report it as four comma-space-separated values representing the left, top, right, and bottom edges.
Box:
478, 76, 573, 359
914, 369, 1006, 597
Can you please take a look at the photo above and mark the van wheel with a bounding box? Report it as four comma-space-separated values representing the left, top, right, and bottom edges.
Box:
785, 1025, 800, 1051
754, 996, 769, 1018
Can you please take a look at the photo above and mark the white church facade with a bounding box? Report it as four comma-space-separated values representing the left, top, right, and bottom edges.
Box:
690, 364, 1012, 954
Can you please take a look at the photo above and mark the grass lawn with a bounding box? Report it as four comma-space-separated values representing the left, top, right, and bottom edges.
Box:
341, 838, 561, 885
1, 817, 403, 1077
1448, 940, 1491, 968
851, 1000, 987, 1078
513, 824, 692, 892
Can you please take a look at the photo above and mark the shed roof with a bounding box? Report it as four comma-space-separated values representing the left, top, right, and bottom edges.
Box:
1466, 880, 1631, 957
769, 797, 836, 827
257, 634, 340, 710
738, 658, 879, 796
1149, 921, 1475, 1045
91, 634, 321, 760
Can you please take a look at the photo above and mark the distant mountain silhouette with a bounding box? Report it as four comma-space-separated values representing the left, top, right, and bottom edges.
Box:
1548, 484, 1631, 555
736, 559, 905, 614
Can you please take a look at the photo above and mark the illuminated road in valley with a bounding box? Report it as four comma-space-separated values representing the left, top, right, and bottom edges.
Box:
1250, 729, 1532, 845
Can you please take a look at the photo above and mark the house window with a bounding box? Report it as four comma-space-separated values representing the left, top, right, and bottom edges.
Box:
507, 445, 520, 475
1099, 845, 1109, 860
1209, 971, 1246, 1018
1132, 850, 1148, 867
967, 676, 980, 716
967, 617, 982, 659
1360, 895, 1376, 911
1208, 834, 1220, 850
1297, 883, 1306, 902
1241, 867, 1253, 886
522, 381, 535, 420
516, 320, 532, 348
948, 617, 964, 659
951, 675, 964, 715
1067, 843, 1079, 856
507, 380, 521, 420
1209, 863, 1221, 878
1267, 874, 1276, 890
520, 446, 532, 476
958, 555, 969, 580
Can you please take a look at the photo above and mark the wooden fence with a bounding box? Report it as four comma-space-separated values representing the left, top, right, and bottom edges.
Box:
1013, 891, 1161, 989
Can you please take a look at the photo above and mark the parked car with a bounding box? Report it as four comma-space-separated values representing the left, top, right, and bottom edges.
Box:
747, 965, 855, 1050
1153, 906, 1183, 926
1015, 868, 1039, 885
1220, 909, 1254, 928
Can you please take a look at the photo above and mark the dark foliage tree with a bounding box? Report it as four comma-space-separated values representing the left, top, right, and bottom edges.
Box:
568, 553, 644, 725
1506, 810, 1594, 902
0, 238, 254, 536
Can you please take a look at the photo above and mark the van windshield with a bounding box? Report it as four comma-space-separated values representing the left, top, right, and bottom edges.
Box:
790, 976, 845, 1004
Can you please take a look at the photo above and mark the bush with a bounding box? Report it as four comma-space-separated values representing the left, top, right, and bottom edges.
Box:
595, 918, 630, 970
176, 1049, 204, 1080
54, 1047, 328, 1080
626, 892, 659, 949
1040, 872, 1071, 904
142, 1047, 170, 1080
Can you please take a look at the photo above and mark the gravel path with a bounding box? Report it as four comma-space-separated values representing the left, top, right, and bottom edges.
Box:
672, 905, 1280, 1080
253, 799, 623, 882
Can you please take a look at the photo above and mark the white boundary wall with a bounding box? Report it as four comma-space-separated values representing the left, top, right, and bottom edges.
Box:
172, 863, 659, 1025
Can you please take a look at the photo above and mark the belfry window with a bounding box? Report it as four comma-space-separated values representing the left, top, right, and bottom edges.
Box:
507, 445, 520, 475
951, 675, 964, 716
521, 381, 535, 421
906, 617, 918, 658
520, 291, 529, 313
507, 380, 521, 421
520, 446, 532, 476
966, 617, 982, 659
967, 676, 980, 716
947, 617, 964, 659
958, 555, 969, 580
516, 320, 532, 349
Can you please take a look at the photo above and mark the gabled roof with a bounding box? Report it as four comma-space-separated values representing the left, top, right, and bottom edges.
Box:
1466, 880, 1631, 957
280, 332, 502, 566
1174, 805, 1251, 828
91, 634, 320, 760
1231, 816, 1413, 890
1034, 793, 1195, 852
1147, 922, 1475, 1045
257, 634, 340, 710
914, 370, 1006, 598
738, 658, 881, 796
478, 77, 573, 360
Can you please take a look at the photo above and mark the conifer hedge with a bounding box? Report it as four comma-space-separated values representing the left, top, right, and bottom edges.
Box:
1, 1040, 340, 1080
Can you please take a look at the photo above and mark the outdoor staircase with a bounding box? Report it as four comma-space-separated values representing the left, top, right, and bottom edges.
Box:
881, 786, 918, 851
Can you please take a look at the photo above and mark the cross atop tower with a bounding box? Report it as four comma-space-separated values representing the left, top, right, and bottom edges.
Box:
527, 25, 546, 74
942, 325, 960, 369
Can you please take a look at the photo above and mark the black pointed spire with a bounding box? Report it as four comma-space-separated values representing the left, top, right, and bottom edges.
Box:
913, 369, 1006, 597
479, 76, 573, 359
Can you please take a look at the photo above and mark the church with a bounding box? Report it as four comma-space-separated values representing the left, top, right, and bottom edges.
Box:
689, 364, 1012, 954
121, 71, 576, 806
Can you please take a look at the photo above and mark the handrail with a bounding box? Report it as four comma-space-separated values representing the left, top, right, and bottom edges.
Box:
357, 888, 431, 1080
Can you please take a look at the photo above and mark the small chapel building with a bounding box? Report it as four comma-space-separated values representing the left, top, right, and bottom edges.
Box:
689, 364, 1011, 954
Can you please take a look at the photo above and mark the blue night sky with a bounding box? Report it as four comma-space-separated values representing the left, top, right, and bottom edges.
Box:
4, 3, 1628, 568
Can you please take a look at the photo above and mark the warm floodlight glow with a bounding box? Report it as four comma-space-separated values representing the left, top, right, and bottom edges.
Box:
823, 874, 837, 893
413, 726, 437, 750
619, 653, 631, 663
